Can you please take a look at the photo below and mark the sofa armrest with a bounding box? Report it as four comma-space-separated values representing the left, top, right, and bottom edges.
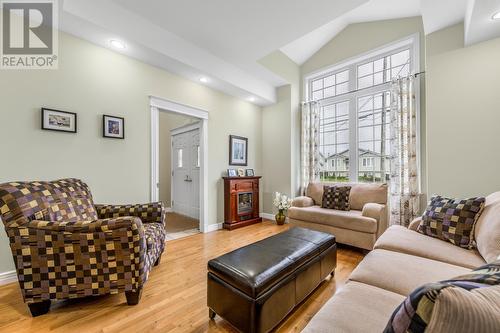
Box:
361, 203, 385, 220
408, 217, 422, 231
95, 202, 165, 226
292, 196, 315, 208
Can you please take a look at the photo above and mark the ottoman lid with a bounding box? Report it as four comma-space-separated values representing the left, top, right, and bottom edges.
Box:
208, 227, 335, 298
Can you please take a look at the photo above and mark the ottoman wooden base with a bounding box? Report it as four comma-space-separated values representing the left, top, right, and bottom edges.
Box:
207, 227, 337, 333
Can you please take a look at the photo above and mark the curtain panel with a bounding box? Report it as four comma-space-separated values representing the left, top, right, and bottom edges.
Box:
389, 75, 420, 227
301, 101, 321, 194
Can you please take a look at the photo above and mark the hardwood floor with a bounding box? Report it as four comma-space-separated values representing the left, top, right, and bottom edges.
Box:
0, 221, 364, 333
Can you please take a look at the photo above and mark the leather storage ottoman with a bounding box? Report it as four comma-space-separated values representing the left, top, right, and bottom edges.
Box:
207, 227, 337, 333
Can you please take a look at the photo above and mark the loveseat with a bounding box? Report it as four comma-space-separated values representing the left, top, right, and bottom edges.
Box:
303, 191, 500, 332
288, 182, 388, 250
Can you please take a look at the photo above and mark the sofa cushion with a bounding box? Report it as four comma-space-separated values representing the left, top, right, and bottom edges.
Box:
321, 185, 351, 211
288, 206, 377, 233
474, 191, 500, 263
302, 281, 405, 333
349, 249, 470, 296
384, 261, 500, 333
374, 226, 486, 269
306, 182, 387, 210
418, 195, 485, 248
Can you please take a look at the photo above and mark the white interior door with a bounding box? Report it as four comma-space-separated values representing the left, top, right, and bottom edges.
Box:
172, 127, 200, 220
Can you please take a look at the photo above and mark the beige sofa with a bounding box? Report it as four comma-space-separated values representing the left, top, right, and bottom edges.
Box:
303, 191, 500, 333
289, 182, 388, 250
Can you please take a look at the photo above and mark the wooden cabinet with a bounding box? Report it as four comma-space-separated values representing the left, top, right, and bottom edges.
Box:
223, 176, 262, 230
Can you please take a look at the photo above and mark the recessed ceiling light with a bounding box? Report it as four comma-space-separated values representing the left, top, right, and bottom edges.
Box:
199, 77, 208, 83
110, 40, 126, 49
248, 96, 256, 102
492, 11, 500, 20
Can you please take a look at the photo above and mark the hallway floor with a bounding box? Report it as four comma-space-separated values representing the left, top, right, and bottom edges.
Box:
165, 211, 200, 240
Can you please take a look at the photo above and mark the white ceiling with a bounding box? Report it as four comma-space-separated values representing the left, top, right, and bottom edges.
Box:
59, 0, 500, 106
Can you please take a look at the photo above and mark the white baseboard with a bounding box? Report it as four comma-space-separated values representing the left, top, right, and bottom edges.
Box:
165, 207, 173, 213
205, 223, 223, 233
260, 212, 274, 220
0, 270, 17, 286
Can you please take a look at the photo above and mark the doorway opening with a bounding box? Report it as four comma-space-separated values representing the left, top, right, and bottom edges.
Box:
150, 96, 209, 240
161, 113, 200, 240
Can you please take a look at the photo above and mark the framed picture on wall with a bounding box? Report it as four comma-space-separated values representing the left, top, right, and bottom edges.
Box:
41, 108, 77, 133
229, 135, 248, 166
103, 115, 125, 139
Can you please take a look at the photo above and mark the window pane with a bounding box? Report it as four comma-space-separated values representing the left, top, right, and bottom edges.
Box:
374, 58, 384, 72
391, 49, 410, 67
357, 92, 390, 183
312, 90, 323, 101
358, 76, 373, 89
312, 79, 323, 91
374, 72, 383, 85
336, 70, 349, 83
196, 146, 200, 167
324, 74, 335, 87
177, 149, 183, 168
324, 86, 335, 98
358, 62, 373, 77
336, 82, 349, 95
319, 101, 350, 183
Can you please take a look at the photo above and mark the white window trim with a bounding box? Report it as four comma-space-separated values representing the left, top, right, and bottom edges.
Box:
303, 33, 421, 187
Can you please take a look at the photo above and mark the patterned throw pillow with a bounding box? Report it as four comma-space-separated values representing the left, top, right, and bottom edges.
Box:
321, 186, 351, 211
417, 195, 485, 248
384, 261, 500, 333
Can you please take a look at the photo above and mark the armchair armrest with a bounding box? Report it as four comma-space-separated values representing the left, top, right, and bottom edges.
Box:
24, 216, 144, 233
292, 196, 315, 208
95, 202, 165, 226
408, 217, 422, 231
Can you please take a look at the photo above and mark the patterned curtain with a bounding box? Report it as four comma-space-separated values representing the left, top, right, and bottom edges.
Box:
301, 101, 321, 194
389, 75, 420, 227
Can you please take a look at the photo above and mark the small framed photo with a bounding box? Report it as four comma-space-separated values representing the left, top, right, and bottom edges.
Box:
245, 169, 255, 177
227, 169, 237, 177
103, 115, 125, 139
41, 108, 77, 133
229, 135, 248, 166
237, 168, 245, 177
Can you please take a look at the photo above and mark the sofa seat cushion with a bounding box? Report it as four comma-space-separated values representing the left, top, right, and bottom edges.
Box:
302, 281, 405, 333
374, 226, 486, 269
349, 249, 470, 296
288, 206, 377, 233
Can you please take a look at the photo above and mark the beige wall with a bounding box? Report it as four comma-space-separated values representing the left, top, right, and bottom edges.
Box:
426, 25, 500, 197
0, 32, 262, 273
158, 112, 198, 207
260, 51, 301, 213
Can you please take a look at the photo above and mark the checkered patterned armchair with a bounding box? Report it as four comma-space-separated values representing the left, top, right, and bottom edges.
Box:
0, 178, 166, 316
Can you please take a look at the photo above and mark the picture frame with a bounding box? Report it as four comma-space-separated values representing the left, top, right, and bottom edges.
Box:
229, 135, 248, 166
237, 168, 245, 177
41, 108, 77, 133
103, 115, 125, 139
227, 169, 237, 177
245, 169, 255, 177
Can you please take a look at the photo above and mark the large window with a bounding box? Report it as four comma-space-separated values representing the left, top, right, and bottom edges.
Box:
309, 45, 415, 183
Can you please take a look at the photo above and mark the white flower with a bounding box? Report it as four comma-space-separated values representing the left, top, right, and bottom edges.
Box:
273, 192, 292, 210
